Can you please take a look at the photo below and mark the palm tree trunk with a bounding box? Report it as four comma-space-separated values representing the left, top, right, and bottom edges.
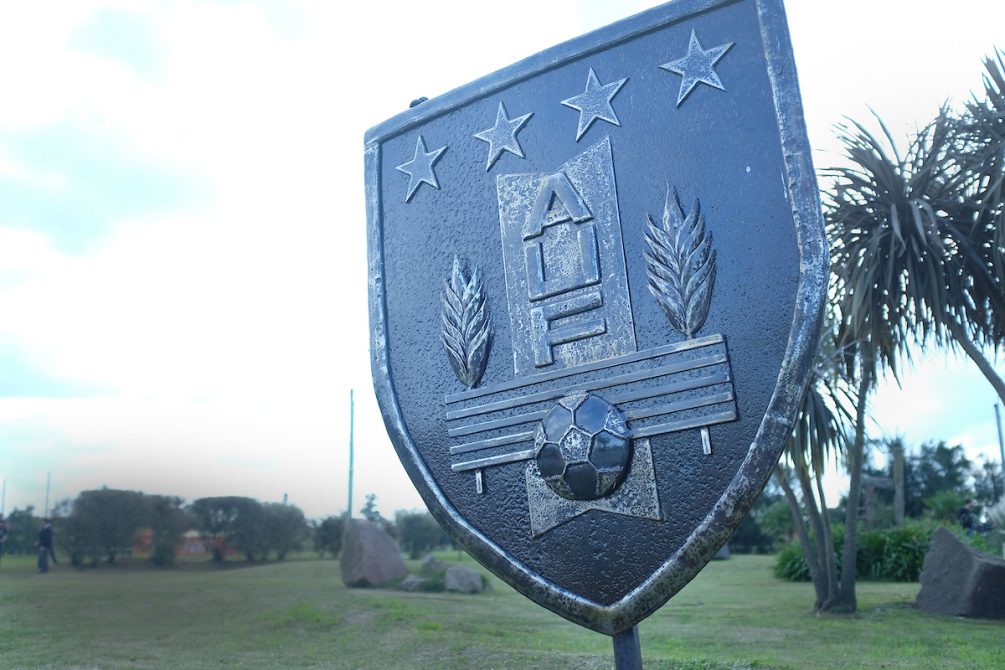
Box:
791, 448, 836, 609
835, 363, 872, 612
947, 320, 1005, 405
775, 467, 826, 609
813, 467, 839, 607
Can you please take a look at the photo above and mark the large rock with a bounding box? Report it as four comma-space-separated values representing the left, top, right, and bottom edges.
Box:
445, 564, 487, 593
399, 574, 428, 592
916, 526, 1005, 619
340, 519, 408, 588
420, 554, 447, 573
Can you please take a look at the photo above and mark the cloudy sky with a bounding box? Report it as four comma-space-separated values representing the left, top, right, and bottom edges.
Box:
0, 0, 1003, 519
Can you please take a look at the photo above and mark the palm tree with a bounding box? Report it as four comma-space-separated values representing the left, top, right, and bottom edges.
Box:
944, 51, 1005, 391
824, 85, 1005, 608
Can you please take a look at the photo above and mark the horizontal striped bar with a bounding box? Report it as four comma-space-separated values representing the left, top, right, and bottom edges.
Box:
446, 371, 732, 439
622, 390, 735, 421
452, 449, 537, 472
448, 409, 548, 438
444, 334, 724, 405
608, 371, 730, 405
450, 430, 537, 456
450, 409, 737, 472
446, 353, 727, 422
629, 409, 737, 439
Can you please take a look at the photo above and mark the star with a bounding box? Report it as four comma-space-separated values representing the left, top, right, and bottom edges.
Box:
396, 135, 447, 202
561, 68, 628, 142
659, 29, 734, 107
473, 102, 533, 171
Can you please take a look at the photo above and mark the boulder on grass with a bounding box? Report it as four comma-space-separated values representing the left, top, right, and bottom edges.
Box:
916, 526, 1005, 619
340, 519, 408, 588
420, 554, 447, 573
445, 564, 488, 593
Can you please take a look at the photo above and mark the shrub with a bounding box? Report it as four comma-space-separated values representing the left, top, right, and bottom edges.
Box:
773, 541, 810, 581
775, 520, 947, 583
856, 521, 935, 582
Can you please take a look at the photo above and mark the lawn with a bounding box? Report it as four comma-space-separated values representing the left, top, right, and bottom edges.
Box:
0, 552, 1001, 669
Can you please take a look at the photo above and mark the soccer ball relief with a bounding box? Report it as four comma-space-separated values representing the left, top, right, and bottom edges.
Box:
534, 392, 632, 500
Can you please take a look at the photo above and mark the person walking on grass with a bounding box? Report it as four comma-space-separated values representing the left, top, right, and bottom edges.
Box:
958, 499, 975, 536
36, 519, 54, 573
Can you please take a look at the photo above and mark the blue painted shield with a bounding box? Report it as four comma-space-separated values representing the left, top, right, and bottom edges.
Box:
365, 0, 825, 635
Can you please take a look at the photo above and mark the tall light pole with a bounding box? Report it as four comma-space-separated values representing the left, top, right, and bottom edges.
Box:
44, 471, 51, 519
347, 389, 355, 520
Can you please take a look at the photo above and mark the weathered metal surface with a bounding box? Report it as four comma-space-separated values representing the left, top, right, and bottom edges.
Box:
366, 0, 825, 635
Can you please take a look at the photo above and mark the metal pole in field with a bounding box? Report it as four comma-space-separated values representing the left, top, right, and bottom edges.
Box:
347, 389, 355, 519
613, 626, 642, 669
44, 471, 51, 518
995, 404, 1005, 497
1, 479, 6, 516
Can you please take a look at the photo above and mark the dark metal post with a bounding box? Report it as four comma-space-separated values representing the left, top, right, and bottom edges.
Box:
347, 389, 355, 519
44, 471, 51, 519
613, 626, 642, 669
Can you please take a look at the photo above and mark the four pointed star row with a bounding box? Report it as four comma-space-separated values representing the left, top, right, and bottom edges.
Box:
396, 30, 732, 203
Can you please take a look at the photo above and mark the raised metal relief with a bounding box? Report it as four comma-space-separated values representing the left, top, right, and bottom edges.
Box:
368, 0, 827, 638
659, 29, 734, 107
440, 256, 491, 390
645, 188, 717, 338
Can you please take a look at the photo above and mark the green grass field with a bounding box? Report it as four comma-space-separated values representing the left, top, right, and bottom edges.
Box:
0, 552, 1001, 669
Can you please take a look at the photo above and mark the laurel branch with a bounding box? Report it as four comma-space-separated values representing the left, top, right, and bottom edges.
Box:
643, 187, 717, 338
441, 256, 491, 389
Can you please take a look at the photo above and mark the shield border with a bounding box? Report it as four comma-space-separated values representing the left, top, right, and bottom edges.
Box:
365, 0, 827, 635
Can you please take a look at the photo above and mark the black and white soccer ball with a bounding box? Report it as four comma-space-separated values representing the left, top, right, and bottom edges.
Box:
533, 391, 632, 501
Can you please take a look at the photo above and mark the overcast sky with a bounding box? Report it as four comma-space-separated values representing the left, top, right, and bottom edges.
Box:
0, 0, 1003, 519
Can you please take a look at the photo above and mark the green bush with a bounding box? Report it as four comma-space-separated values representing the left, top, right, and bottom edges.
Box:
773, 541, 811, 581
857, 521, 935, 582
775, 520, 944, 583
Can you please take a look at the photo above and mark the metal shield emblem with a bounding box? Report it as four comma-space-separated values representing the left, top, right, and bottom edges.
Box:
366, 0, 825, 635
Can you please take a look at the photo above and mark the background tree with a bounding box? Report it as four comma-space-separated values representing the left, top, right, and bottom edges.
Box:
360, 493, 396, 537
261, 503, 307, 560
190, 496, 257, 562
312, 516, 345, 558
395, 511, 446, 559
973, 457, 1003, 504
1, 506, 41, 555
147, 495, 189, 567
729, 486, 788, 554
63, 489, 146, 565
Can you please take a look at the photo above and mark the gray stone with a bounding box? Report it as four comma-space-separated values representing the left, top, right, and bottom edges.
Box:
340, 519, 408, 588
420, 554, 447, 573
400, 574, 428, 592
445, 564, 487, 594
917, 526, 1005, 619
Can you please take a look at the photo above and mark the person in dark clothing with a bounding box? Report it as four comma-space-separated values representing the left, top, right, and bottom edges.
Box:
37, 519, 54, 573
958, 499, 975, 536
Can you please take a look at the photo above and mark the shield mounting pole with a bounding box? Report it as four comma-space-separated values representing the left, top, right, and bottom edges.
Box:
613, 625, 642, 669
